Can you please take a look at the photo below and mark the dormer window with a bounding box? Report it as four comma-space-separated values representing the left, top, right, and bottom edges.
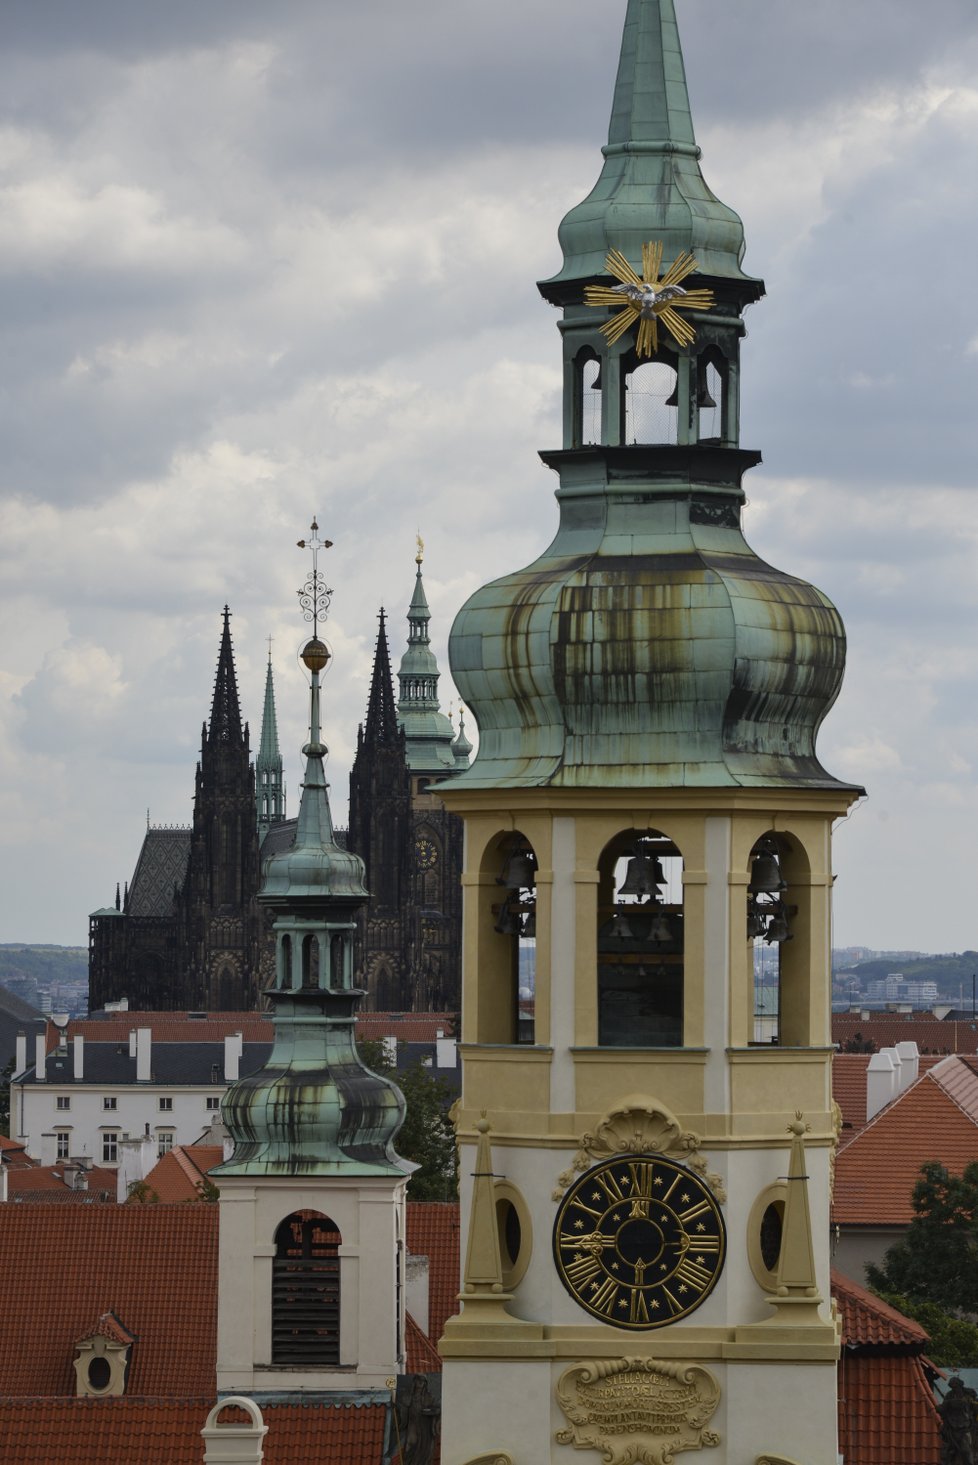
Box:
73, 1312, 135, 1397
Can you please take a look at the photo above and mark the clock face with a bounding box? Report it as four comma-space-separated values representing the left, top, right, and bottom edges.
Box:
553, 1154, 725, 1329
415, 837, 438, 871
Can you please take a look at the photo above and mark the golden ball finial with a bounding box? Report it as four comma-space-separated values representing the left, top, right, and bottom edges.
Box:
301, 638, 331, 673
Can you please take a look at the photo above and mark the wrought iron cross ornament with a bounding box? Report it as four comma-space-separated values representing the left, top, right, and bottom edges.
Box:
296, 518, 333, 638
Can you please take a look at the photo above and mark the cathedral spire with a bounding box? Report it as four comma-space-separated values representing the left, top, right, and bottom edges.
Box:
208, 606, 244, 747
396, 541, 457, 775
256, 645, 285, 836
364, 609, 400, 746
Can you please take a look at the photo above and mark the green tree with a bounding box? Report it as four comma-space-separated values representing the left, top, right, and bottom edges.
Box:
872, 1291, 978, 1368
359, 1039, 458, 1202
866, 1161, 978, 1316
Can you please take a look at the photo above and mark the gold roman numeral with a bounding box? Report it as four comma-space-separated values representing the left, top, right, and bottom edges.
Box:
589, 1278, 619, 1315
595, 1171, 624, 1205
565, 1255, 601, 1287
629, 1162, 654, 1198
629, 1288, 650, 1325
676, 1257, 713, 1291
678, 1199, 712, 1223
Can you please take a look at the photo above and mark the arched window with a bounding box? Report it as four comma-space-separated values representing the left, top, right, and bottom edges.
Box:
573, 348, 602, 446
597, 829, 684, 1047
747, 833, 808, 1045
374, 961, 396, 1012
272, 1211, 341, 1365
301, 933, 320, 987
277, 934, 293, 990
489, 832, 537, 1044
625, 360, 678, 444
697, 348, 726, 443
330, 934, 344, 988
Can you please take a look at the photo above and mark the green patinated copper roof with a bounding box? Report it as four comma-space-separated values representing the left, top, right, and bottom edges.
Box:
543, 0, 755, 288
217, 632, 407, 1178
397, 559, 457, 774
449, 487, 848, 791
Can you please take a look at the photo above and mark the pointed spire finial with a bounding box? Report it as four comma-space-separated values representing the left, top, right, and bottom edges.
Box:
416, 530, 424, 567
296, 518, 334, 643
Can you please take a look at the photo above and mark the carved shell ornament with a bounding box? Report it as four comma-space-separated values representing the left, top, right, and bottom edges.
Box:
552, 1097, 725, 1203
583, 242, 714, 357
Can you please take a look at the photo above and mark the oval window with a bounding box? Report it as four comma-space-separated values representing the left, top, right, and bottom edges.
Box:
88, 1356, 112, 1391
760, 1200, 785, 1273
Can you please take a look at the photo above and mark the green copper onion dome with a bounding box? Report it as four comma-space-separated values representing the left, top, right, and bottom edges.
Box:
447, 0, 853, 796
543, 0, 755, 291
217, 532, 408, 1177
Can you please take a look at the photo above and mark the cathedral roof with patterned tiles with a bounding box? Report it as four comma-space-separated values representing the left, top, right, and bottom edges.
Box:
0, 1207, 218, 1396
0, 1398, 389, 1465
834, 1056, 978, 1225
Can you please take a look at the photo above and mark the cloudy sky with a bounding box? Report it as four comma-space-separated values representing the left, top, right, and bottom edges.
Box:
2, 1, 978, 955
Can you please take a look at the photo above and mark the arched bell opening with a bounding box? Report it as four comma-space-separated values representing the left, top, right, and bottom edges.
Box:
329, 933, 345, 989
624, 352, 679, 445
573, 346, 603, 447
301, 932, 321, 987
696, 346, 727, 444
272, 1210, 342, 1366
479, 831, 538, 1044
747, 833, 811, 1045
596, 828, 684, 1047
275, 933, 293, 990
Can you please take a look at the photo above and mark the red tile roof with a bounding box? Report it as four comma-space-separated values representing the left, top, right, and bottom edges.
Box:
65, 1010, 455, 1047
832, 1269, 941, 1464
833, 1270, 929, 1349
75, 1312, 136, 1347
833, 1053, 947, 1140
140, 1145, 223, 1203
834, 1058, 978, 1225
5, 1163, 116, 1201
0, 1398, 389, 1465
358, 1013, 456, 1043
833, 1014, 978, 1055
405, 1313, 443, 1373
837, 1353, 940, 1464
0, 1134, 32, 1165
0, 1207, 218, 1395
62, 1014, 272, 1046
406, 1202, 461, 1347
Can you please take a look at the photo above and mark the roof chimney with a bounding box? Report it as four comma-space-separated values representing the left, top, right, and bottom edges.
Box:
129, 1030, 137, 1058
34, 1033, 46, 1083
224, 1033, 242, 1084
866, 1050, 897, 1121
895, 1040, 920, 1090
15, 1032, 26, 1078
73, 1034, 84, 1082
135, 1028, 151, 1083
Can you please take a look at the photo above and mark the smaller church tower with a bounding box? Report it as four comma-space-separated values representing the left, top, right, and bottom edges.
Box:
215, 525, 413, 1395
256, 646, 285, 840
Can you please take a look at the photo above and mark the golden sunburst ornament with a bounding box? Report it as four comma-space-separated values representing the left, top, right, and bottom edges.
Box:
584, 242, 714, 358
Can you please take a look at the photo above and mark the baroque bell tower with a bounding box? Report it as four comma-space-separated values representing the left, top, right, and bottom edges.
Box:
439, 4, 861, 1463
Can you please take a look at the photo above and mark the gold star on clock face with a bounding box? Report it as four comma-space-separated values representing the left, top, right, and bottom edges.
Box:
583, 242, 714, 358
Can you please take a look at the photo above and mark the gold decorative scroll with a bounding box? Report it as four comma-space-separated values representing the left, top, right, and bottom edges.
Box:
552, 1096, 725, 1203
555, 1357, 721, 1465
583, 243, 714, 357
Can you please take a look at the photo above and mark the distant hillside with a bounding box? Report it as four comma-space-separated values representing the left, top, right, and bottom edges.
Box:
846, 951, 978, 995
0, 945, 87, 987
